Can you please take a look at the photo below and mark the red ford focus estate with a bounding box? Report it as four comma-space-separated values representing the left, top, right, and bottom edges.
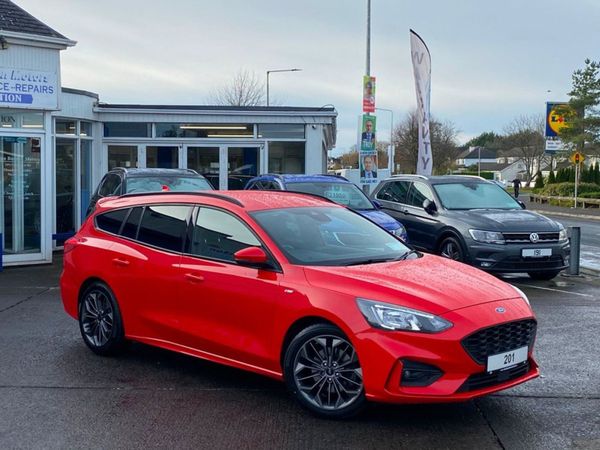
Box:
60, 191, 539, 418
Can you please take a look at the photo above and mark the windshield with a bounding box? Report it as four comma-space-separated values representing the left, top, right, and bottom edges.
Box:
433, 182, 521, 210
285, 182, 374, 210
126, 176, 213, 193
250, 206, 411, 266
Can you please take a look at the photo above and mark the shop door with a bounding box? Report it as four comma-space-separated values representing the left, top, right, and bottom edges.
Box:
147, 146, 178, 169
226, 147, 260, 190
186, 146, 220, 189
1, 136, 42, 258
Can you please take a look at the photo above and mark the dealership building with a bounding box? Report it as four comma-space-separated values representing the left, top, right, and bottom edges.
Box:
0, 0, 337, 266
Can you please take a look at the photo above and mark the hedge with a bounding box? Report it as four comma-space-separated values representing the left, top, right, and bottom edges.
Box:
579, 192, 600, 199
538, 182, 600, 197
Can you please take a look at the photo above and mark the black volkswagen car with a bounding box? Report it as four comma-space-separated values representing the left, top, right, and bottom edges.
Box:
371, 175, 570, 279
86, 168, 213, 217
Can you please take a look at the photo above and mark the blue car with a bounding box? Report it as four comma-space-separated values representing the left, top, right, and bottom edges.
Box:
245, 174, 408, 242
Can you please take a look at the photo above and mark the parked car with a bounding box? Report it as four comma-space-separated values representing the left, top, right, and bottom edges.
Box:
86, 168, 213, 216
61, 190, 539, 418
371, 175, 569, 279
245, 174, 408, 242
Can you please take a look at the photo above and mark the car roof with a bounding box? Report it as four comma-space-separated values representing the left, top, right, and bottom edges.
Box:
389, 174, 488, 184
97, 190, 339, 213
251, 174, 350, 184
109, 168, 201, 178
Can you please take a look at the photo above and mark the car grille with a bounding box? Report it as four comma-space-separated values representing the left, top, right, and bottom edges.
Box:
457, 362, 530, 392
462, 319, 537, 365
502, 232, 559, 243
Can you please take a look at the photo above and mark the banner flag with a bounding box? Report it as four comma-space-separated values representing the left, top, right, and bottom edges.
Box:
410, 30, 432, 175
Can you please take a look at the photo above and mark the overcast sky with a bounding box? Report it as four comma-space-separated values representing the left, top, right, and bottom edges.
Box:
15, 0, 600, 155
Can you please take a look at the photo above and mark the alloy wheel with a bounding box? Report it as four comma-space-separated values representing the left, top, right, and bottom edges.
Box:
292, 335, 363, 411
80, 289, 115, 347
440, 240, 462, 261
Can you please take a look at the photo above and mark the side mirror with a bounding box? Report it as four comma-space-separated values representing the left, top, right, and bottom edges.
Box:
423, 199, 437, 215
234, 247, 269, 266
371, 199, 382, 209
518, 200, 526, 209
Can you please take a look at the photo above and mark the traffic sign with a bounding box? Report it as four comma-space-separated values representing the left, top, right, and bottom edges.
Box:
570, 152, 585, 165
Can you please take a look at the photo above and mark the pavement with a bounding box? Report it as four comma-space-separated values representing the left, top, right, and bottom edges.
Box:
0, 260, 599, 449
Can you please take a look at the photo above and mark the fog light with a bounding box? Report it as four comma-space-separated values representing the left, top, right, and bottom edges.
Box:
400, 359, 443, 387
480, 262, 493, 268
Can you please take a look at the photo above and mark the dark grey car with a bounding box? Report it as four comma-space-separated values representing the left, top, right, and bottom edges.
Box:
371, 175, 570, 280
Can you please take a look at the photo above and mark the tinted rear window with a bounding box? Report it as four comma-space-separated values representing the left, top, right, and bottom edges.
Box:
136, 205, 192, 252
95, 208, 129, 234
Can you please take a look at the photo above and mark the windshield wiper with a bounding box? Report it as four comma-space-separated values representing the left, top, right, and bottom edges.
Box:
396, 249, 420, 261
343, 258, 394, 266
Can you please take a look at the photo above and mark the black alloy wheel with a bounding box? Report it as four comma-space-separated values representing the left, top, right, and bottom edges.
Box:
78, 282, 126, 356
528, 270, 561, 280
439, 236, 465, 262
283, 324, 366, 419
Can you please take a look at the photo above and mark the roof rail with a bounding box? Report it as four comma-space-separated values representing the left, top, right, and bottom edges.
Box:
317, 173, 349, 181
391, 174, 428, 179
117, 191, 244, 207
278, 190, 337, 204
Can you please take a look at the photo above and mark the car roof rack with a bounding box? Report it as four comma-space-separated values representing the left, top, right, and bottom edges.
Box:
117, 191, 244, 207
391, 174, 428, 179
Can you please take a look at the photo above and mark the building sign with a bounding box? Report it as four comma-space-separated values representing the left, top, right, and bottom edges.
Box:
0, 67, 58, 110
545, 102, 570, 154
362, 76, 376, 113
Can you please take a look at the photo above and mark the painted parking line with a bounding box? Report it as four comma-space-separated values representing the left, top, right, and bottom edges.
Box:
514, 283, 594, 298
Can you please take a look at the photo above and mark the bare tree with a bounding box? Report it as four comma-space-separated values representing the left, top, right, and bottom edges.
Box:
501, 114, 547, 183
210, 69, 265, 106
393, 110, 460, 173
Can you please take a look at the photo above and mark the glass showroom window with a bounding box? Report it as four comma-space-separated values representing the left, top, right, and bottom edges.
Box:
1, 137, 42, 256
108, 145, 138, 170
55, 120, 95, 244
268, 142, 305, 174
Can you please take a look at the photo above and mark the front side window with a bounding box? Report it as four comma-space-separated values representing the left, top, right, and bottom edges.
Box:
285, 182, 373, 210
376, 181, 411, 204
137, 205, 191, 252
95, 208, 129, 235
433, 182, 521, 210
190, 208, 261, 262
407, 182, 434, 208
251, 207, 410, 266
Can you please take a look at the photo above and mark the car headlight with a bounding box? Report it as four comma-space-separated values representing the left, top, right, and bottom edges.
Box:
469, 229, 505, 244
558, 226, 568, 242
510, 284, 530, 306
356, 298, 453, 333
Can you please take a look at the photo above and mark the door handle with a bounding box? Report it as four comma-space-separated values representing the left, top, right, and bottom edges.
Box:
112, 258, 130, 267
185, 273, 205, 283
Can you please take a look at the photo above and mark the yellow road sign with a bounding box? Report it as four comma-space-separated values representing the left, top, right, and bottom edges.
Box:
570, 152, 585, 165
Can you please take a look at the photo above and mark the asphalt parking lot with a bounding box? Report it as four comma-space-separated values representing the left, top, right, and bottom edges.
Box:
0, 261, 598, 450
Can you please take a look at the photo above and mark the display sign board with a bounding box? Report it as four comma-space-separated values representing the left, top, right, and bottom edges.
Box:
360, 115, 376, 152
359, 152, 378, 185
0, 67, 58, 110
358, 115, 378, 185
545, 102, 570, 154
362, 76, 376, 113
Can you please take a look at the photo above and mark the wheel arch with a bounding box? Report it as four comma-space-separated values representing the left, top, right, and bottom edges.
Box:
435, 227, 469, 258
279, 316, 341, 369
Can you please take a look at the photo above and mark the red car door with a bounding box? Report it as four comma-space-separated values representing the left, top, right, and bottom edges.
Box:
105, 205, 191, 342
176, 206, 284, 372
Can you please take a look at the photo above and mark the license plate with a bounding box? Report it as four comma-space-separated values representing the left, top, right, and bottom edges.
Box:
487, 346, 528, 372
522, 248, 552, 258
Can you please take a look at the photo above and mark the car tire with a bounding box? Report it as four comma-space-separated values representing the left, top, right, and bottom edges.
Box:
78, 281, 126, 356
283, 324, 366, 419
527, 270, 561, 280
438, 236, 465, 262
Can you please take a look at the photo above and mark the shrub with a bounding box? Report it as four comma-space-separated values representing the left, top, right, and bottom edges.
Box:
539, 182, 600, 197
547, 170, 556, 184
579, 191, 600, 199
534, 171, 544, 189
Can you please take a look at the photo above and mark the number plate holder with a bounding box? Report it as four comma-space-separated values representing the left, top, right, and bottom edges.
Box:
486, 346, 528, 372
522, 248, 552, 258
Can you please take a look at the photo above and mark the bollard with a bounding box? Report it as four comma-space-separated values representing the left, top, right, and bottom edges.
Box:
568, 226, 581, 276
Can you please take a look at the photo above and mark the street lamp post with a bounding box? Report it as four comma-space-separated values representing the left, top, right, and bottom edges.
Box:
376, 107, 394, 174
266, 68, 302, 106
